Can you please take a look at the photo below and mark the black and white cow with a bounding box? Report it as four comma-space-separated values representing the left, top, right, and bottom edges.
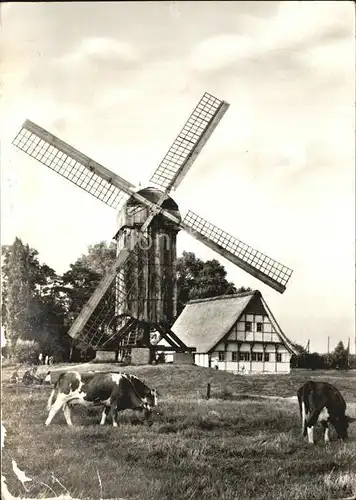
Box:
297, 380, 355, 444
45, 371, 157, 427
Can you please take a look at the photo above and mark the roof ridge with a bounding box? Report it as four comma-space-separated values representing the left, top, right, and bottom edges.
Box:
187, 290, 259, 305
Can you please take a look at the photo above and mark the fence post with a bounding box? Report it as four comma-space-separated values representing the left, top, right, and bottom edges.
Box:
206, 383, 211, 400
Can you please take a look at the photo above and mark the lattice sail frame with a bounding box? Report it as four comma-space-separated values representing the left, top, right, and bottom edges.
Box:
12, 120, 131, 210
182, 211, 293, 292
78, 232, 156, 348
78, 249, 144, 348
150, 92, 228, 191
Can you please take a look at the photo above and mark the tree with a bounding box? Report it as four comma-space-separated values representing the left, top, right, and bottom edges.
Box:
189, 258, 237, 299
1, 238, 69, 359
2, 238, 36, 351
290, 343, 329, 370
236, 286, 254, 294
29, 275, 71, 359
329, 341, 349, 370
61, 264, 102, 321
176, 252, 204, 313
75, 241, 116, 275
57, 242, 117, 359
59, 241, 116, 323
349, 354, 356, 370
307, 352, 327, 370
290, 343, 307, 368
176, 251, 245, 315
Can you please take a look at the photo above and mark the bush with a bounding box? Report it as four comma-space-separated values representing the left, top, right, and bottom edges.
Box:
349, 354, 356, 370
291, 352, 327, 370
12, 339, 41, 364
69, 339, 96, 362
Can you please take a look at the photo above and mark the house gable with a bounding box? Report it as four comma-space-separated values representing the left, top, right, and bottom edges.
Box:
209, 291, 297, 355
244, 292, 268, 316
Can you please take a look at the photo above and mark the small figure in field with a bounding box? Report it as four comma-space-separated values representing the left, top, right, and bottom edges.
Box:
22, 365, 46, 385
22, 366, 38, 385
38, 352, 43, 365
45, 355, 49, 365
10, 369, 20, 384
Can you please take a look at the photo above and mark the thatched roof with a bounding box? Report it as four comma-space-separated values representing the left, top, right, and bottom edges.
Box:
172, 291, 255, 353
172, 290, 297, 354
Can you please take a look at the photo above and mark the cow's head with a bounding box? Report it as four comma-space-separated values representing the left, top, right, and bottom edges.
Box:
131, 376, 158, 407
145, 388, 158, 408
333, 415, 356, 439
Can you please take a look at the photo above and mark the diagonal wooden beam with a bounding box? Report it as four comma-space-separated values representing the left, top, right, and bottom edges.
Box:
155, 323, 188, 349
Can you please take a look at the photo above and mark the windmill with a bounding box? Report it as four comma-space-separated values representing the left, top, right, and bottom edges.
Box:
12, 92, 293, 361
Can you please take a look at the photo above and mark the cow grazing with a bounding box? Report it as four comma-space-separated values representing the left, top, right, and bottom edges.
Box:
297, 381, 355, 444
45, 371, 158, 427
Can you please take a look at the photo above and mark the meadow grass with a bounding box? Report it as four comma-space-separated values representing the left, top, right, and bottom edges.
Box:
4, 362, 355, 401
2, 365, 356, 500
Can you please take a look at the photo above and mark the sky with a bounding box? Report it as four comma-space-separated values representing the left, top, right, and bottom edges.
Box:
1, 1, 355, 354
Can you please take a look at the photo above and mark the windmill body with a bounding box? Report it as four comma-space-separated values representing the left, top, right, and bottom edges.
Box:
12, 93, 293, 359
114, 187, 181, 347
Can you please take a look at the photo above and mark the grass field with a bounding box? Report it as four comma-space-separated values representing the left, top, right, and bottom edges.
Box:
2, 363, 356, 500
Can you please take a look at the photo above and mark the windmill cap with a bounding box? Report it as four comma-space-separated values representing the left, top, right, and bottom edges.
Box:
127, 186, 180, 212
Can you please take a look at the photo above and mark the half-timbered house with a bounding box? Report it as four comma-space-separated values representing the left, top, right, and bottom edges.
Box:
172, 290, 297, 374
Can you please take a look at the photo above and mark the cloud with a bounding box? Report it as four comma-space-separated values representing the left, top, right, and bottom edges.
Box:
188, 34, 253, 72
60, 37, 139, 64
306, 37, 355, 78
188, 1, 354, 73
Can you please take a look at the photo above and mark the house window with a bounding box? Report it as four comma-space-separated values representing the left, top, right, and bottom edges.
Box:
256, 322, 263, 333
232, 352, 238, 362
251, 352, 257, 361
257, 352, 263, 362
218, 351, 225, 362
245, 321, 252, 332
239, 352, 250, 361
264, 353, 270, 362
276, 353, 282, 363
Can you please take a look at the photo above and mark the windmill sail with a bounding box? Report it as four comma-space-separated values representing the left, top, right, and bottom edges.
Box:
12, 120, 133, 209
76, 232, 154, 349
76, 266, 138, 349
181, 211, 293, 294
149, 93, 229, 192
12, 120, 184, 220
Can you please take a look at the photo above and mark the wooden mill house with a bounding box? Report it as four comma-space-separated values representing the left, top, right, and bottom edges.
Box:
172, 290, 297, 374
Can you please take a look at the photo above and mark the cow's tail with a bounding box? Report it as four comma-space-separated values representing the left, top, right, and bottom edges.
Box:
297, 383, 312, 437
297, 386, 305, 436
301, 401, 306, 436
